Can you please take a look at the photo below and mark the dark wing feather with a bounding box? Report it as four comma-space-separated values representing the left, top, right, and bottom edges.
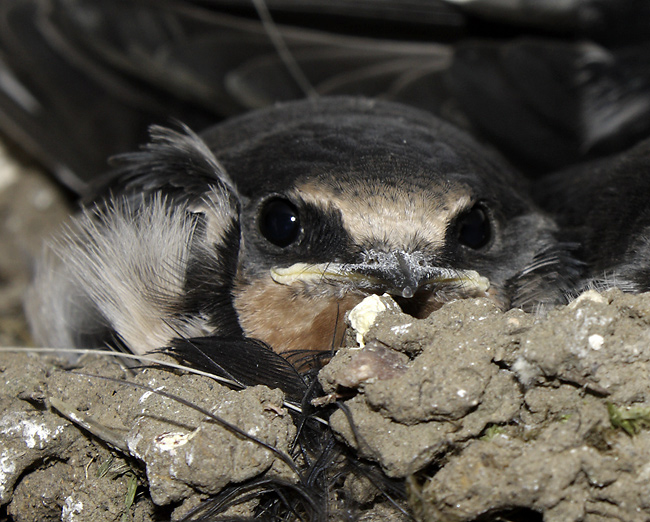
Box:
167, 336, 309, 402
509, 242, 584, 309
92, 124, 239, 204
535, 137, 650, 294
0, 0, 457, 191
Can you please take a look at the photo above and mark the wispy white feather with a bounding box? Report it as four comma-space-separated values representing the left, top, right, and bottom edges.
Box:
27, 195, 214, 354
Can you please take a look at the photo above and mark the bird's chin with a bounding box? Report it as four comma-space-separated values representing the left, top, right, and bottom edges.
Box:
392, 284, 502, 318
391, 290, 455, 318
391, 292, 442, 318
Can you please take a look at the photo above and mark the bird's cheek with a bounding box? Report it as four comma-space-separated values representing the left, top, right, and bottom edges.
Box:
232, 277, 363, 354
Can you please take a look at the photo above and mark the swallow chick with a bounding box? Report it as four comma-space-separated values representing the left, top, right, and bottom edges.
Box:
27, 97, 572, 357
536, 136, 650, 294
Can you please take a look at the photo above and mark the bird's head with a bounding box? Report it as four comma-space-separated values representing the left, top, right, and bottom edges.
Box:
203, 98, 560, 353
30, 97, 570, 358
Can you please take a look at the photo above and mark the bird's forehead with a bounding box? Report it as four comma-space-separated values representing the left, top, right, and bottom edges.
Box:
291, 175, 473, 249
218, 106, 504, 199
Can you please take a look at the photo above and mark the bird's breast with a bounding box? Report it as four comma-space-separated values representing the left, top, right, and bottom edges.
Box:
233, 277, 363, 354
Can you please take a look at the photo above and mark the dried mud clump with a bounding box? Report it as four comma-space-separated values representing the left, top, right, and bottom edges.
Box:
323, 290, 650, 522
0, 352, 298, 521
3, 289, 650, 521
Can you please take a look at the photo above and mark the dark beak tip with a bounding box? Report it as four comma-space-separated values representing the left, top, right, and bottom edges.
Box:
401, 286, 415, 299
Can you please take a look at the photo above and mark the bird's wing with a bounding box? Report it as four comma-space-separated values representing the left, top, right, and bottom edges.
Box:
534, 137, 650, 294
25, 125, 244, 353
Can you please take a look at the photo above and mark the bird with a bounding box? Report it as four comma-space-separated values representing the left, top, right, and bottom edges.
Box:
26, 96, 577, 359
535, 136, 650, 295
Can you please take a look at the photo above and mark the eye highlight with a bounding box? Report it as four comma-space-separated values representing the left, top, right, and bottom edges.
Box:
259, 198, 301, 247
456, 204, 491, 250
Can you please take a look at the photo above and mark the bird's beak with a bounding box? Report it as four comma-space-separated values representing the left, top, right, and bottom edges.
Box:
270, 251, 489, 299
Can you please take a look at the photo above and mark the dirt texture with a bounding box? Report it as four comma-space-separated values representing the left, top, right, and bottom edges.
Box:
323, 291, 650, 522
3, 144, 650, 521
0, 351, 299, 521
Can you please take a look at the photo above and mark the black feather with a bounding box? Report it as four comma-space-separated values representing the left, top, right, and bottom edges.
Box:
93, 124, 238, 205
167, 336, 309, 403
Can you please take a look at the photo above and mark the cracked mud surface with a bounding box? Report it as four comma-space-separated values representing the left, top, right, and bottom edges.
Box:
3, 145, 650, 521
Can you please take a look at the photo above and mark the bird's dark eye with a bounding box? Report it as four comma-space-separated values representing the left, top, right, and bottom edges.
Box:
259, 198, 301, 247
457, 205, 491, 249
